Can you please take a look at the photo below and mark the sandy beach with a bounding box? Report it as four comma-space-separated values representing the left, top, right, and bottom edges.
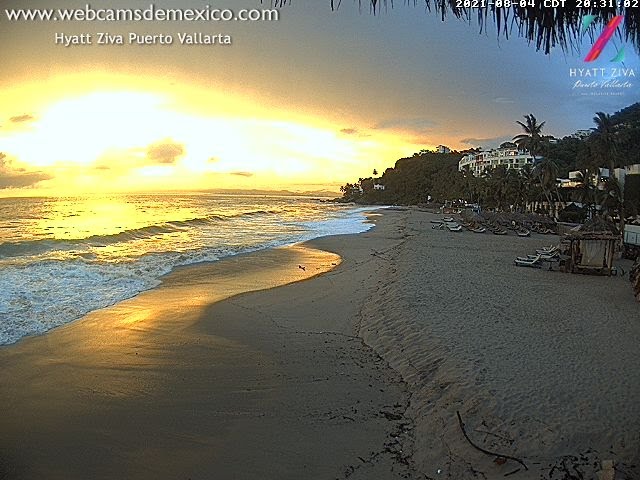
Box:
357, 210, 639, 479
1, 209, 639, 479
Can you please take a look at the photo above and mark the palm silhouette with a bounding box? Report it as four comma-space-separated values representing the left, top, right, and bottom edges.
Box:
513, 114, 546, 160
591, 112, 618, 176
534, 157, 559, 216
590, 111, 623, 231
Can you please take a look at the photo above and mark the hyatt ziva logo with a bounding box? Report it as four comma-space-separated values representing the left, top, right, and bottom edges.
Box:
583, 15, 625, 63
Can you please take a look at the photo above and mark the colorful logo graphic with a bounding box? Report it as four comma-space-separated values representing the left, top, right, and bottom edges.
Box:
583, 15, 625, 63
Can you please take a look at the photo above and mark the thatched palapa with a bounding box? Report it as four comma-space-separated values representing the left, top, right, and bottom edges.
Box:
565, 230, 618, 276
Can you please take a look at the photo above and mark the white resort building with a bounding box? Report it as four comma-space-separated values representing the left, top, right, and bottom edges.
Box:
570, 129, 592, 140
563, 164, 640, 192
458, 147, 536, 176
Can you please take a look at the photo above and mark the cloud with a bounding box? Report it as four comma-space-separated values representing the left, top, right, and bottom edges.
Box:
230, 171, 254, 177
0, 152, 52, 189
493, 97, 515, 104
459, 137, 489, 145
374, 118, 438, 132
407, 137, 436, 146
459, 135, 514, 148
339, 127, 371, 138
10, 114, 35, 123
374, 118, 438, 144
146, 140, 185, 164
0, 172, 52, 189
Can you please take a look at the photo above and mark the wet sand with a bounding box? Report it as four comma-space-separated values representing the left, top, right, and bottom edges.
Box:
1, 209, 639, 479
0, 222, 416, 480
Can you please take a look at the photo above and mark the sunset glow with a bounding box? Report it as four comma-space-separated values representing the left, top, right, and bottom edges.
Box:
1, 1, 637, 196
0, 73, 417, 195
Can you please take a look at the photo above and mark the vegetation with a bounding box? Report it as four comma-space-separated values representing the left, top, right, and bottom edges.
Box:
625, 175, 640, 217
513, 114, 545, 160
339, 103, 640, 223
341, 152, 463, 204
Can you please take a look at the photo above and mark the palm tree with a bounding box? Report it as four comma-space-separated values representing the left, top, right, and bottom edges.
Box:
518, 164, 537, 211
516, 167, 537, 213
460, 165, 476, 203
504, 169, 523, 212
513, 114, 546, 162
601, 177, 624, 230
591, 112, 618, 174
513, 114, 555, 213
486, 166, 509, 211
533, 157, 559, 217
590, 111, 624, 232
474, 167, 491, 206
573, 169, 596, 220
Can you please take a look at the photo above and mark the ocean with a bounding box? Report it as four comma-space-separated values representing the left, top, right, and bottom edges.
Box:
0, 193, 374, 345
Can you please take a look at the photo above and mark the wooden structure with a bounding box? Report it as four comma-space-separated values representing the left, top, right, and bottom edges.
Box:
565, 231, 618, 276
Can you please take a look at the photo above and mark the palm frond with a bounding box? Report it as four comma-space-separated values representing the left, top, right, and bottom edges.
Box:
267, 1, 640, 54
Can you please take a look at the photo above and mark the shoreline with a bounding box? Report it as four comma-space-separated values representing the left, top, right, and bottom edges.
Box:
0, 243, 344, 349
0, 204, 376, 349
0, 194, 375, 348
1, 208, 639, 479
0, 211, 417, 479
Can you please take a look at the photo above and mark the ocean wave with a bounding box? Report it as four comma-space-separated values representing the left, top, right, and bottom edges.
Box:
0, 246, 225, 345
0, 210, 286, 259
0, 201, 377, 345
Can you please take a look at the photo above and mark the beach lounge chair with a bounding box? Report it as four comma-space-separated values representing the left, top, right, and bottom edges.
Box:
536, 245, 558, 255
514, 254, 542, 267
527, 252, 558, 261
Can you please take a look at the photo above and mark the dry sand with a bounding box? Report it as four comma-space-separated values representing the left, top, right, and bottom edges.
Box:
355, 209, 639, 479
1, 209, 639, 480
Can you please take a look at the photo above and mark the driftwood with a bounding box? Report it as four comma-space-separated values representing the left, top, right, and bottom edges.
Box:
456, 411, 528, 471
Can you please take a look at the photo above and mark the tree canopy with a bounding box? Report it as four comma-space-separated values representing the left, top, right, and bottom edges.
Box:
339, 102, 640, 218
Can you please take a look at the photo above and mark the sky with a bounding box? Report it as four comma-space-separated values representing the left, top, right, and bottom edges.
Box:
0, 0, 638, 195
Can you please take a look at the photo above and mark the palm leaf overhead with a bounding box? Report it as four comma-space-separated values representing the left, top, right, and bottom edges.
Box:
266, 1, 639, 54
